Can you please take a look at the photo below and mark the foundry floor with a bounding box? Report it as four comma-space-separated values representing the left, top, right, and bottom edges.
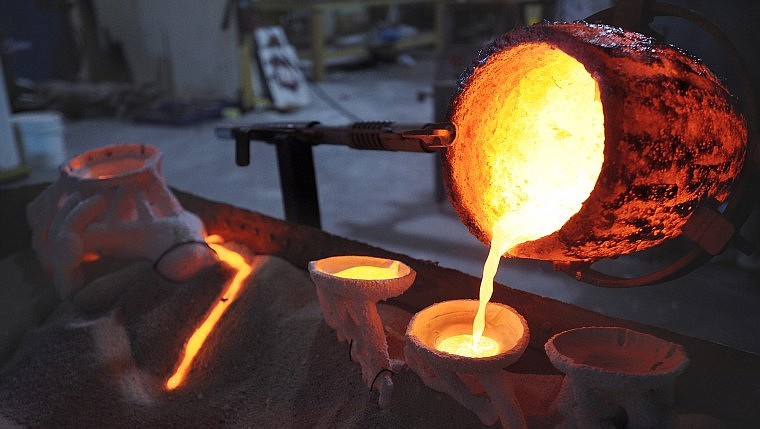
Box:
2, 51, 759, 355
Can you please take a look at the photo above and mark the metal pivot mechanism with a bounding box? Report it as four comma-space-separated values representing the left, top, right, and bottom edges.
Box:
566, 0, 760, 287
216, 121, 456, 228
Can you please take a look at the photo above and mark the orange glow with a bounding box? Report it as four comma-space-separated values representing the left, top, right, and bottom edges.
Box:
447, 44, 605, 345
447, 23, 747, 262
82, 252, 100, 262
472, 220, 515, 350
332, 261, 401, 280
164, 234, 252, 391
438, 333, 500, 358
448, 42, 604, 252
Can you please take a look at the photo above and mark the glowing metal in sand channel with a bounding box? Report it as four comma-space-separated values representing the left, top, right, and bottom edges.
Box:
165, 234, 253, 391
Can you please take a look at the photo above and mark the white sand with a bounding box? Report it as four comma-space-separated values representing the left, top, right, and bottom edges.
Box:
2, 249, 561, 428
1, 246, 729, 428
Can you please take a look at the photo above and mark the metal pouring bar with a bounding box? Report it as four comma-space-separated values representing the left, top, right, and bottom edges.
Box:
216, 120, 454, 229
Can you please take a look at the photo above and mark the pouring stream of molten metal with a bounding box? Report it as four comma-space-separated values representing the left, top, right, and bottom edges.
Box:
471, 220, 518, 351
165, 234, 252, 390
436, 220, 524, 358
441, 45, 606, 357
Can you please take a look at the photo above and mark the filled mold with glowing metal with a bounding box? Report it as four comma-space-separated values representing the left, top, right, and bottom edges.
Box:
404, 299, 530, 429
308, 255, 416, 408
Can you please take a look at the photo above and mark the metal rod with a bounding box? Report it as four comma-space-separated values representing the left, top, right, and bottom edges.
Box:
275, 141, 321, 228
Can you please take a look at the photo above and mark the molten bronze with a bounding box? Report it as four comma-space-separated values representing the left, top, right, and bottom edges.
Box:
444, 22, 747, 262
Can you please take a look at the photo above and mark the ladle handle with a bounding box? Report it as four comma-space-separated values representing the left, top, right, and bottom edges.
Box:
555, 248, 712, 288
310, 121, 455, 152
216, 121, 455, 153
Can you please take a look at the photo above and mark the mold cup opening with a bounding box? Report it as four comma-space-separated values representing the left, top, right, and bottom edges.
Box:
308, 255, 416, 302
407, 300, 529, 372
545, 326, 689, 428
64, 144, 160, 181
312, 255, 411, 279
545, 326, 689, 388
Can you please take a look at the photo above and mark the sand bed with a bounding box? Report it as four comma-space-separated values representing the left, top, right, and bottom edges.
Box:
0, 247, 566, 428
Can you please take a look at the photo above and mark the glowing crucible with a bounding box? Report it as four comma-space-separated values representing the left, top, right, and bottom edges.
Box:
308, 255, 416, 408
405, 299, 529, 429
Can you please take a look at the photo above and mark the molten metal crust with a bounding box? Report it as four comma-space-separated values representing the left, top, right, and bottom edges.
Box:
443, 22, 747, 261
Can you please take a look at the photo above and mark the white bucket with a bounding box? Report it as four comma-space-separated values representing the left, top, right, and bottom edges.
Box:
13, 111, 66, 169
0, 58, 25, 180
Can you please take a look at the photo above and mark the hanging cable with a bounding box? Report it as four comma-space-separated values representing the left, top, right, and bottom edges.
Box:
308, 82, 363, 122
